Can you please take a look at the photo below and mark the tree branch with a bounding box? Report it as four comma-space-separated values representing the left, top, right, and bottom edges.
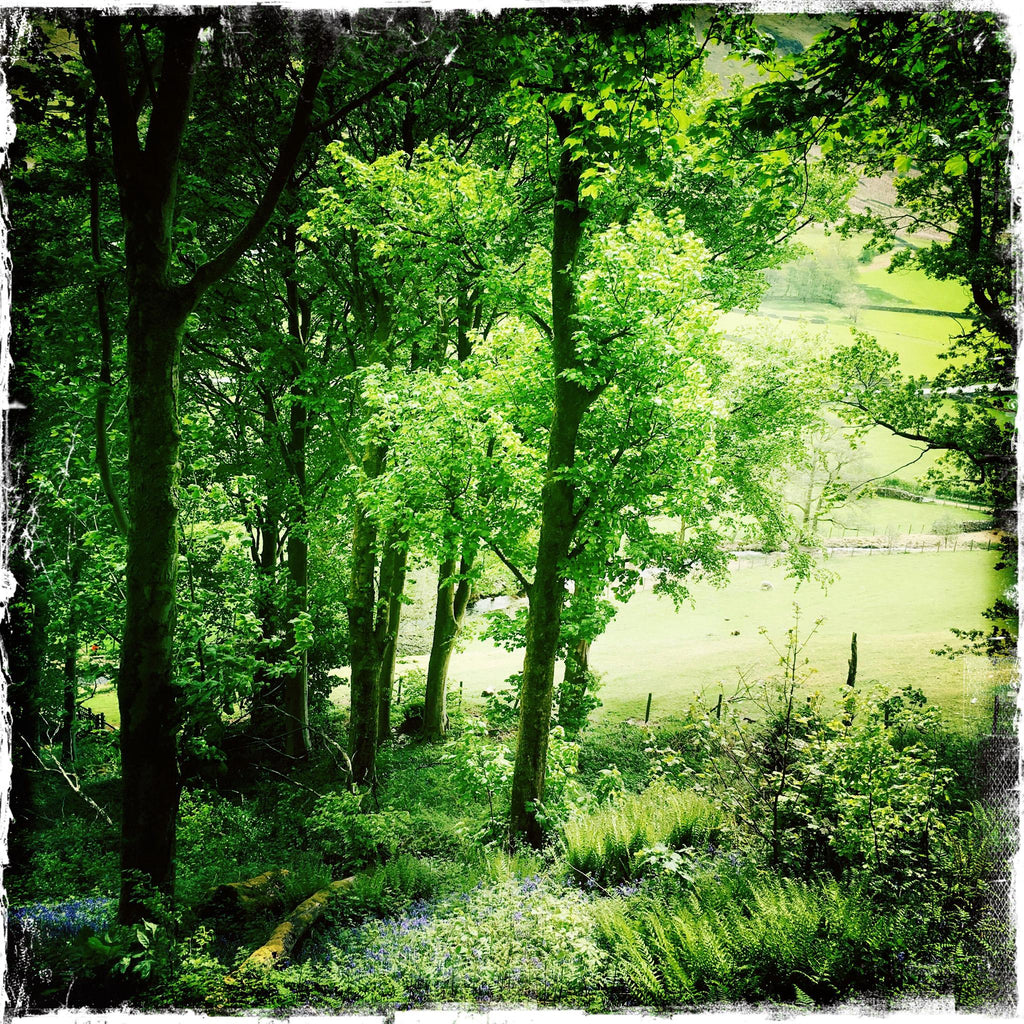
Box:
483, 537, 533, 597
20, 735, 115, 827
184, 57, 328, 303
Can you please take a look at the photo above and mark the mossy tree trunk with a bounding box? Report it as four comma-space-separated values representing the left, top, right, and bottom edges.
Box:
510, 122, 593, 846
376, 529, 409, 741
347, 443, 387, 784
423, 547, 475, 742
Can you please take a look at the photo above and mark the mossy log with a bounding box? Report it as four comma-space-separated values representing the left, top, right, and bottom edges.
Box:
201, 869, 292, 917
228, 877, 355, 980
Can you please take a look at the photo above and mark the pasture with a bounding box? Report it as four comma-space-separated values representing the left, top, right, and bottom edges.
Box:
338, 547, 1009, 730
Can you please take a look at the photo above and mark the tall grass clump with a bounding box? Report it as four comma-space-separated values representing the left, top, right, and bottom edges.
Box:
563, 784, 725, 887
596, 875, 924, 1006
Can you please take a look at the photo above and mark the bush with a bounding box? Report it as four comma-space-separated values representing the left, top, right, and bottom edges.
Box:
554, 667, 603, 736
309, 790, 411, 871
562, 784, 725, 888
9, 815, 118, 902
320, 855, 457, 926
578, 723, 653, 792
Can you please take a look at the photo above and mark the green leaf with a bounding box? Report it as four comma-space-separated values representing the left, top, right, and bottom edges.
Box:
943, 153, 968, 176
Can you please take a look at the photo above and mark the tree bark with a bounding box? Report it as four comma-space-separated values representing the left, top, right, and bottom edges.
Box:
61, 538, 86, 765
510, 122, 590, 846
423, 548, 474, 742
347, 444, 387, 784
376, 529, 409, 741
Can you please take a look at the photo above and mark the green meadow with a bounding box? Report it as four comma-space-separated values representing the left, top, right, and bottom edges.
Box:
329, 548, 1010, 730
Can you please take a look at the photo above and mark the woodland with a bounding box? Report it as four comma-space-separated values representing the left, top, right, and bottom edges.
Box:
2, 6, 1018, 1014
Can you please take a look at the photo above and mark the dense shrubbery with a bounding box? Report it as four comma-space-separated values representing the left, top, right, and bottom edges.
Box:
6, 671, 1013, 1014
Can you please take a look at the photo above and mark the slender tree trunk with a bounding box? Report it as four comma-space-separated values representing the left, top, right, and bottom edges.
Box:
249, 492, 283, 743
61, 538, 86, 765
87, 90, 128, 538
347, 444, 386, 784
509, 113, 591, 845
283, 257, 311, 759
377, 530, 409, 741
802, 459, 817, 535
558, 635, 591, 735
7, 561, 49, 873
423, 549, 474, 742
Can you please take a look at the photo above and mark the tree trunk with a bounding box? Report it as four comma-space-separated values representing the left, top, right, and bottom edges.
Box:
249, 492, 283, 744
6, 561, 49, 873
61, 539, 86, 765
423, 549, 474, 742
376, 531, 409, 741
510, 120, 589, 845
558, 635, 591, 735
117, 292, 190, 920
802, 458, 818, 535
347, 444, 386, 785
283, 262, 311, 760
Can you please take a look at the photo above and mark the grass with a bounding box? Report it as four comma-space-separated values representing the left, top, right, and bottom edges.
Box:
815, 495, 990, 534
651, 496, 990, 540
858, 263, 971, 313
371, 550, 1009, 730
83, 684, 120, 728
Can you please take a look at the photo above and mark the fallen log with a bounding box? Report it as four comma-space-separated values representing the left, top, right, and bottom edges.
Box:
201, 869, 292, 917
228, 876, 355, 980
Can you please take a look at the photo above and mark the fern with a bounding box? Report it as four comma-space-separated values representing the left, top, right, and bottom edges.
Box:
598, 874, 925, 1005
563, 785, 726, 886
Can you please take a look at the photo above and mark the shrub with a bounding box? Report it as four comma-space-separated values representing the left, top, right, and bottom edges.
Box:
578, 722, 653, 792
309, 790, 411, 871
554, 667, 603, 736
176, 790, 274, 900
9, 815, 118, 902
319, 855, 457, 926
934, 802, 1012, 910
562, 784, 725, 887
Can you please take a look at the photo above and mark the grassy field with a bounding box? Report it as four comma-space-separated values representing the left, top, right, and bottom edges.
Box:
339, 548, 1010, 732
651, 496, 990, 541
82, 684, 120, 727
813, 495, 990, 535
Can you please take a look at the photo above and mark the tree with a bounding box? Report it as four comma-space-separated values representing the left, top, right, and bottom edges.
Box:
758, 12, 1016, 653
738, 12, 1014, 524
70, 9, 427, 919
498, 10, 836, 845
